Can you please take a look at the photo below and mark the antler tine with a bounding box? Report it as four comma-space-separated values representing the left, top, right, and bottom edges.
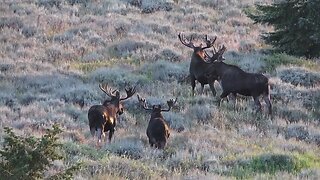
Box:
162, 97, 177, 112
99, 84, 116, 98
217, 45, 227, 61
178, 32, 195, 48
137, 94, 152, 110
202, 35, 217, 50
120, 85, 136, 101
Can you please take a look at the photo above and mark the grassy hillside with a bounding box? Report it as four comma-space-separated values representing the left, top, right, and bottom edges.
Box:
1, 0, 320, 179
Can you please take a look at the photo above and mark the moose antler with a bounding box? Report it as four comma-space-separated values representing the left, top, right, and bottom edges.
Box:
120, 85, 136, 101
161, 98, 177, 112
137, 94, 153, 110
205, 45, 227, 63
99, 84, 118, 98
202, 35, 217, 50
178, 33, 196, 48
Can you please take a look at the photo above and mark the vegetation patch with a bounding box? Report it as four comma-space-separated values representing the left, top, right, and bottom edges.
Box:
263, 53, 318, 73
87, 155, 166, 179
226, 153, 320, 179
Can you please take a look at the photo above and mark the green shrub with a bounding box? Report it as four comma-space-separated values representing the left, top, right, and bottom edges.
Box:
0, 124, 81, 179
228, 153, 320, 179
263, 53, 317, 73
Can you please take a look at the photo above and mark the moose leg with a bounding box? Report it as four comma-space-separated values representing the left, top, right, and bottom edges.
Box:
149, 140, 154, 148
108, 128, 115, 143
263, 94, 272, 115
208, 80, 217, 96
218, 91, 229, 107
90, 127, 95, 137
253, 96, 262, 113
191, 75, 196, 96
96, 128, 103, 146
228, 93, 237, 110
200, 84, 205, 95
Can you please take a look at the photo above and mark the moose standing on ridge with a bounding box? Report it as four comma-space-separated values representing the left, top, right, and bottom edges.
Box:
88, 84, 136, 146
178, 32, 222, 96
205, 47, 272, 115
137, 94, 177, 149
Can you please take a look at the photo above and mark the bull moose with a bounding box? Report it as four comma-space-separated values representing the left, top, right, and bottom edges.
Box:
178, 32, 220, 96
205, 48, 272, 115
88, 84, 136, 145
137, 94, 177, 149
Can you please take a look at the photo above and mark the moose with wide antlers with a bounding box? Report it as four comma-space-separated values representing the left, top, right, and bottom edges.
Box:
88, 84, 136, 146
178, 32, 221, 96
137, 94, 177, 149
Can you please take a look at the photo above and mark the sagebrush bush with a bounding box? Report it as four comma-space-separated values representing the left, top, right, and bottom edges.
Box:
109, 39, 159, 58
277, 66, 320, 87
89, 67, 150, 88
37, 0, 62, 9
284, 125, 310, 141
106, 136, 145, 159
21, 26, 37, 38
127, 0, 174, 13
163, 111, 186, 132
140, 60, 188, 83
186, 104, 215, 124
0, 17, 24, 30
276, 106, 310, 124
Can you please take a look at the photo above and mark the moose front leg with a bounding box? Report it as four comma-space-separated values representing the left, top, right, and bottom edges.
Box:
190, 75, 196, 96
208, 80, 217, 96
200, 83, 205, 95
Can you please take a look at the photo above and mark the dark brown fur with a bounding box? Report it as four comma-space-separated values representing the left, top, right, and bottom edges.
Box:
206, 61, 272, 114
88, 84, 135, 145
137, 95, 177, 149
178, 33, 219, 96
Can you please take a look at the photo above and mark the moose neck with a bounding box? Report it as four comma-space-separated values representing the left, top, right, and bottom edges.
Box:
151, 110, 163, 119
190, 52, 209, 74
103, 98, 119, 107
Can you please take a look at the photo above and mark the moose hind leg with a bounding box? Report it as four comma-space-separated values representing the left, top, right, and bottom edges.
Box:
218, 91, 229, 107
96, 128, 103, 145
108, 128, 115, 142
90, 127, 95, 137
228, 93, 237, 110
253, 96, 262, 113
263, 94, 272, 115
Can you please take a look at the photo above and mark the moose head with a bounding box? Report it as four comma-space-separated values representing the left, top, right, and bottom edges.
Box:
137, 94, 177, 149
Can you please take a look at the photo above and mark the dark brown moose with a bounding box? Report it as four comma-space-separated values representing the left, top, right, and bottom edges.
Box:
178, 32, 220, 96
88, 84, 136, 146
205, 49, 272, 115
137, 94, 177, 149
